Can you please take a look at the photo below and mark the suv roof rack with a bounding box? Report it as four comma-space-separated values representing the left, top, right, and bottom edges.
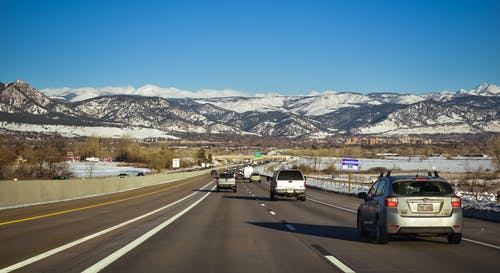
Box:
379, 170, 392, 178
427, 170, 440, 177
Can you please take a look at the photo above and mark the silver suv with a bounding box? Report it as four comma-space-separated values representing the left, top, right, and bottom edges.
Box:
270, 169, 307, 201
357, 172, 463, 244
216, 172, 237, 192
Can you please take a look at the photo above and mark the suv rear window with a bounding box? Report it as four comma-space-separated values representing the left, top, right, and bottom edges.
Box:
277, 171, 304, 181
392, 180, 453, 196
220, 173, 234, 179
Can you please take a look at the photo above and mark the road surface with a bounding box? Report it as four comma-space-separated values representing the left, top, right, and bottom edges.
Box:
0, 174, 499, 273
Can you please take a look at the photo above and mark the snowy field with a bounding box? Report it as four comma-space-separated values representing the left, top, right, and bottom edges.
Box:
271, 156, 500, 214
292, 155, 497, 173
0, 122, 179, 140
68, 162, 152, 178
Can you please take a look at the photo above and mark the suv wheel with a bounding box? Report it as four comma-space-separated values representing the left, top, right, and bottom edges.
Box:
372, 217, 388, 244
447, 232, 462, 244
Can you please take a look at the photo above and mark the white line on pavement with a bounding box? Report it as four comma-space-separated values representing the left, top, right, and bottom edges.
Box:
307, 197, 357, 213
463, 238, 500, 250
82, 185, 215, 273
325, 256, 356, 273
285, 224, 296, 231
0, 181, 214, 273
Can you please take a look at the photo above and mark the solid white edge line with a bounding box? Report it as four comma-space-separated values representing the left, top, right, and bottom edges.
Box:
82, 185, 215, 273
325, 255, 356, 273
308, 197, 500, 250
463, 238, 500, 250
0, 181, 214, 273
307, 197, 357, 213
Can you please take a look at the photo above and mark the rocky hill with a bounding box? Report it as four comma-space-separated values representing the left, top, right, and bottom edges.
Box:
1, 80, 498, 139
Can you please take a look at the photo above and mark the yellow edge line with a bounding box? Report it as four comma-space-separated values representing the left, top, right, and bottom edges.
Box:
0, 179, 196, 227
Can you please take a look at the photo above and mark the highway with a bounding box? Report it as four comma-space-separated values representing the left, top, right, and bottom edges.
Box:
0, 173, 499, 273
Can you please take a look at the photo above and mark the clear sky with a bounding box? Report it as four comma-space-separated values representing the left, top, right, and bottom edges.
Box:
1, 0, 499, 95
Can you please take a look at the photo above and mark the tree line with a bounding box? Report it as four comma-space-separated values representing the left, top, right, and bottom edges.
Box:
0, 135, 212, 180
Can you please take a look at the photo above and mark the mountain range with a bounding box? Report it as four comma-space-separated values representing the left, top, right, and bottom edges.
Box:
1, 80, 499, 139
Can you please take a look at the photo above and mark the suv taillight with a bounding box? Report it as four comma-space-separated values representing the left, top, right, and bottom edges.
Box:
451, 196, 461, 207
273, 181, 277, 187
385, 197, 398, 207
304, 181, 307, 188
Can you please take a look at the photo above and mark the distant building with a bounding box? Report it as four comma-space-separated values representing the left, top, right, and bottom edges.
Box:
85, 157, 100, 162
368, 137, 379, 145
64, 151, 81, 162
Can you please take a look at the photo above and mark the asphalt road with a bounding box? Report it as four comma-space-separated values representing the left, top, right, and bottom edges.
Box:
0, 174, 499, 273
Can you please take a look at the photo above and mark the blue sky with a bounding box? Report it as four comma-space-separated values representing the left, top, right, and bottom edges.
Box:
1, 0, 499, 95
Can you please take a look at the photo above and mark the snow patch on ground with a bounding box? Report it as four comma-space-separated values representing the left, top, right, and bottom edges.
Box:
0, 122, 179, 139
290, 157, 500, 213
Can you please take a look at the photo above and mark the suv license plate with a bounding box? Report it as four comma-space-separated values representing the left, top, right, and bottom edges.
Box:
417, 204, 433, 212
287, 189, 294, 193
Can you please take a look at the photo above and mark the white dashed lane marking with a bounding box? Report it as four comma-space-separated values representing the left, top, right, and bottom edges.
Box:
285, 224, 296, 231
312, 244, 356, 273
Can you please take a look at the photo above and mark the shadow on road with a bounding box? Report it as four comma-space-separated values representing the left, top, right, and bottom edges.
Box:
193, 189, 216, 193
248, 222, 445, 244
222, 195, 269, 201
248, 222, 360, 242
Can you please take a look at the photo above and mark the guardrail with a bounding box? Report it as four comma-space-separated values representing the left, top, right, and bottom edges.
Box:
306, 176, 372, 195
0, 169, 211, 210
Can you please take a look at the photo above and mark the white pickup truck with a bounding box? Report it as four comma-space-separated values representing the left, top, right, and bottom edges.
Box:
216, 172, 237, 192
243, 166, 254, 180
269, 169, 306, 201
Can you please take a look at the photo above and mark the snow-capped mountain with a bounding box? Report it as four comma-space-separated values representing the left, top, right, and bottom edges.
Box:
1, 80, 499, 139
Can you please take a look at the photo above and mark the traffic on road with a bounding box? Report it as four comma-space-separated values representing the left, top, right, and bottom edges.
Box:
0, 171, 498, 273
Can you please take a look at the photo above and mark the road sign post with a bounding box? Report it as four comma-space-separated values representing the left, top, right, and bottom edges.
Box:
341, 158, 359, 193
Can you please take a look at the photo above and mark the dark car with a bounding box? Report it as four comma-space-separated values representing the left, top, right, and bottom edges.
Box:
357, 171, 463, 244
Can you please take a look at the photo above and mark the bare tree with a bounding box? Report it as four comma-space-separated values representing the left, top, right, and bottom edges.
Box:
459, 163, 488, 201
86, 161, 98, 178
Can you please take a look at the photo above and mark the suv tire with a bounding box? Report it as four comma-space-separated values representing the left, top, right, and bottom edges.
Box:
447, 232, 462, 244
373, 217, 388, 244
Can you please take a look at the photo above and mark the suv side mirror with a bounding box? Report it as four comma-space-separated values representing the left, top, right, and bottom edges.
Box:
358, 192, 368, 200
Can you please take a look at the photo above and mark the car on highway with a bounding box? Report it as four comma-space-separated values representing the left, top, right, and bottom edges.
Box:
270, 169, 307, 201
216, 172, 237, 192
250, 173, 261, 183
357, 171, 463, 244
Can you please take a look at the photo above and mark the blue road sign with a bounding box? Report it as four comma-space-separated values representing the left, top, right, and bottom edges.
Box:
342, 158, 359, 172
